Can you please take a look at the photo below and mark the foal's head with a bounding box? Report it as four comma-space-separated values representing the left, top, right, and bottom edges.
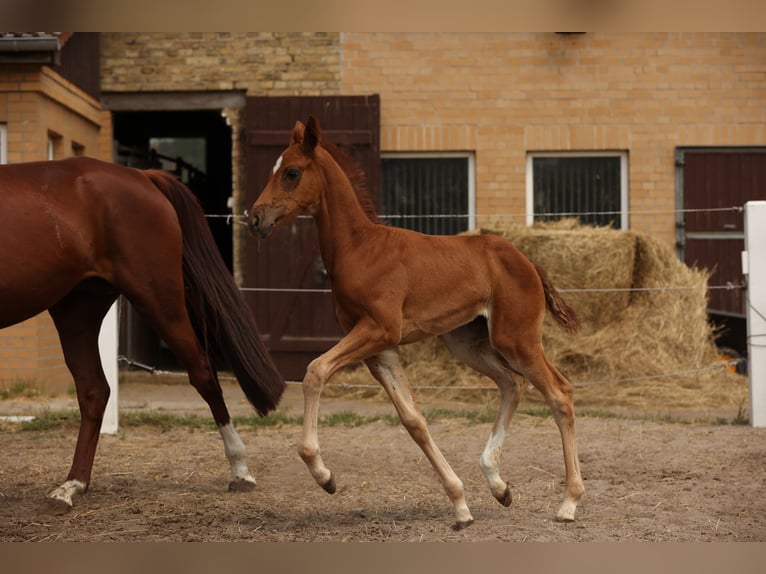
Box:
247, 116, 326, 239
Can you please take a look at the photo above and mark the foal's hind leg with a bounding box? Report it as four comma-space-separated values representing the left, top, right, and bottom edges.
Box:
47, 284, 118, 512
365, 350, 474, 530
440, 320, 523, 507
491, 330, 584, 521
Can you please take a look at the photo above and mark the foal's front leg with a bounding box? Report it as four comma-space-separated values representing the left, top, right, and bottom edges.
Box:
298, 324, 390, 494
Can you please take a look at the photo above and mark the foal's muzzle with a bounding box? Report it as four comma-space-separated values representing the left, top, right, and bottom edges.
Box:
247, 204, 282, 239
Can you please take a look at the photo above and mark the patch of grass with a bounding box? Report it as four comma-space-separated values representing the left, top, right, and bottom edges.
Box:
731, 402, 750, 425
423, 406, 498, 425
518, 407, 552, 419
120, 411, 214, 432
234, 408, 302, 428
2, 400, 752, 434
0, 379, 43, 400
17, 410, 80, 431
321, 411, 382, 427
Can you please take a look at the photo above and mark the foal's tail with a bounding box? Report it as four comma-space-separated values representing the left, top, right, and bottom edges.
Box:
534, 263, 581, 335
145, 170, 285, 415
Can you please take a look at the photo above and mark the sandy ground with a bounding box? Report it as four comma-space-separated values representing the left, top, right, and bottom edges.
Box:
1, 375, 765, 541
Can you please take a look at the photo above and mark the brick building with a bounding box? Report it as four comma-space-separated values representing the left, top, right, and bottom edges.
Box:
102, 32, 766, 376
2, 32, 765, 384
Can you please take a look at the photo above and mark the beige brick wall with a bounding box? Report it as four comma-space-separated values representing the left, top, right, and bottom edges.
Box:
0, 65, 110, 394
0, 66, 108, 162
100, 32, 341, 95
340, 32, 766, 245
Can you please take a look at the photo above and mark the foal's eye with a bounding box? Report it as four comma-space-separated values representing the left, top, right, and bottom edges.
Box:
284, 167, 301, 182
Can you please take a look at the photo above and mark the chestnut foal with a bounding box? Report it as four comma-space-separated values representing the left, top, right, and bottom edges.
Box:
248, 116, 584, 529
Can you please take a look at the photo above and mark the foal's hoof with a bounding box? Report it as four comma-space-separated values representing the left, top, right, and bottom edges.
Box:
45, 497, 72, 516
321, 473, 336, 495
555, 500, 578, 522
452, 518, 475, 531
494, 482, 513, 507
228, 477, 257, 493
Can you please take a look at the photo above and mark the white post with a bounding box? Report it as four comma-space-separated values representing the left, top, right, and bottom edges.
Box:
744, 201, 766, 427
98, 302, 119, 434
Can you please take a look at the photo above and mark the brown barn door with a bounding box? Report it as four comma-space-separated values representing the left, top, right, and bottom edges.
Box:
244, 95, 380, 380
677, 148, 766, 351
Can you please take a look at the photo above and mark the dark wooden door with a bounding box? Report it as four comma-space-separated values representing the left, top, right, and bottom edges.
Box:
244, 95, 380, 380
678, 148, 766, 318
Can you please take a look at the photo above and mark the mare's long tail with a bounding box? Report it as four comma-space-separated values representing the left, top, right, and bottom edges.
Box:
146, 170, 285, 415
534, 263, 581, 335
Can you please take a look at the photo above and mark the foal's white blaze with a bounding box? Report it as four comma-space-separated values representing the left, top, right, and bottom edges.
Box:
49, 479, 86, 507
272, 154, 283, 174
219, 423, 255, 485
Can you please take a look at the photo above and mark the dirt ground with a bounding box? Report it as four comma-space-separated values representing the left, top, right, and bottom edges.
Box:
1, 374, 765, 542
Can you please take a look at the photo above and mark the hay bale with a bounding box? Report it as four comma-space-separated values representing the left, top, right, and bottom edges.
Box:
537, 225, 717, 384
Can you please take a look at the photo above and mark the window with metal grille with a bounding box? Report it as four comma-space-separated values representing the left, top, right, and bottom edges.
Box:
381, 154, 475, 235
526, 152, 628, 229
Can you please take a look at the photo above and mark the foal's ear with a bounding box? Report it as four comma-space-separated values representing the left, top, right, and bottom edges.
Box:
302, 115, 320, 155
290, 121, 305, 145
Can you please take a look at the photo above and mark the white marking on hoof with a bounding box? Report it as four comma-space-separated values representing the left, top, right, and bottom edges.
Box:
454, 505, 474, 529
555, 500, 578, 522
219, 423, 256, 488
47, 479, 86, 512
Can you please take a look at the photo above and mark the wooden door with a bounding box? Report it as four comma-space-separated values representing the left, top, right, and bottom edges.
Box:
244, 95, 380, 379
678, 148, 766, 318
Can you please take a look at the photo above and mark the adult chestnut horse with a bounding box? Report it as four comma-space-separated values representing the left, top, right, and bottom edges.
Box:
0, 157, 284, 512
248, 116, 584, 529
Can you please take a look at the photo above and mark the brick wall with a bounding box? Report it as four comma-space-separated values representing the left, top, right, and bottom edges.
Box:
0, 65, 110, 394
340, 32, 766, 245
0, 66, 107, 162
100, 32, 341, 95
97, 32, 766, 246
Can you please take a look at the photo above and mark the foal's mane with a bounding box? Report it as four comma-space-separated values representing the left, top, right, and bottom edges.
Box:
320, 139, 383, 225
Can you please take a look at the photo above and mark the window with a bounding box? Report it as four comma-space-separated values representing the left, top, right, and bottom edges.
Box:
526, 152, 628, 229
0, 124, 6, 164
47, 131, 63, 160
381, 153, 475, 235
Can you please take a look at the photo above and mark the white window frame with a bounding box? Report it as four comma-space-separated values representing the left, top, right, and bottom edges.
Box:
0, 124, 7, 165
380, 151, 477, 231
525, 151, 629, 230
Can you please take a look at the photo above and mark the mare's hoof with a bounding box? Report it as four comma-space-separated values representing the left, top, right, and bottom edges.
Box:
452, 518, 475, 531
322, 474, 336, 494
495, 482, 513, 507
228, 478, 257, 493
45, 497, 72, 515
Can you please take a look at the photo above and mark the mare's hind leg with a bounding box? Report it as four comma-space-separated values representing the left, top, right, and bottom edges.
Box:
124, 283, 256, 492
440, 319, 523, 507
365, 350, 474, 530
47, 282, 118, 513
490, 321, 584, 522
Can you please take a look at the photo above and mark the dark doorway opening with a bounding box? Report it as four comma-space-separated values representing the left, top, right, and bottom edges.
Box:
112, 109, 233, 369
